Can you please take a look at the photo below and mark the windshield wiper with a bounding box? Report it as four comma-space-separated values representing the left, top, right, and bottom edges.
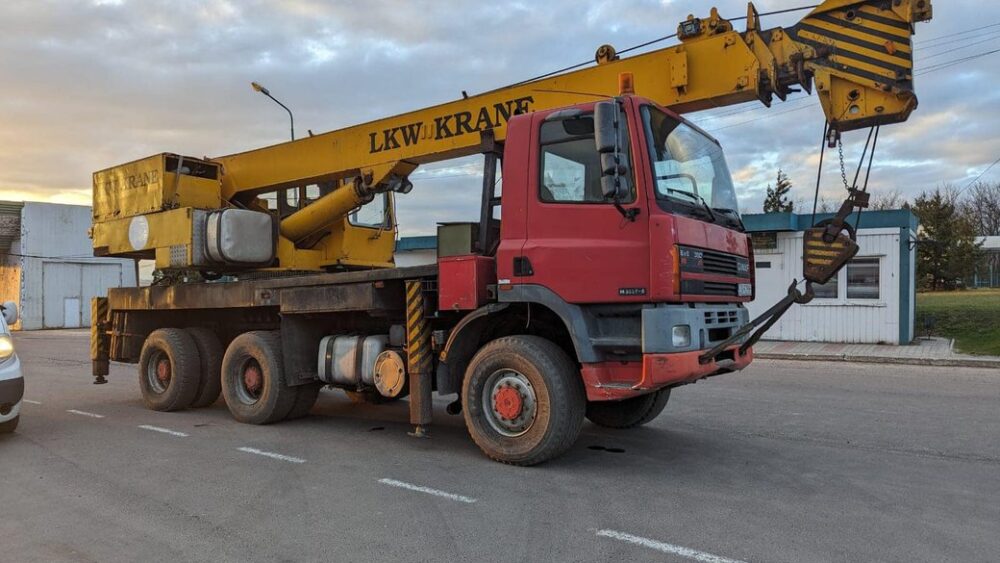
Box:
665, 188, 717, 223
712, 207, 746, 231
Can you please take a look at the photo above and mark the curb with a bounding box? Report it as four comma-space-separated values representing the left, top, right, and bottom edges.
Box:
756, 353, 1000, 369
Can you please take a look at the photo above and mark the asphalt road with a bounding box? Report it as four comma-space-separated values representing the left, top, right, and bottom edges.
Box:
1, 330, 998, 563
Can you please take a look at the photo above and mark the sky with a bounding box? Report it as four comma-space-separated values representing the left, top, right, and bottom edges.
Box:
1, 0, 998, 236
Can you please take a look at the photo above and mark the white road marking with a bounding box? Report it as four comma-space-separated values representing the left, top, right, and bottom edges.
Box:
66, 409, 104, 419
237, 447, 306, 464
377, 478, 477, 504
596, 530, 747, 563
23, 399, 41, 405
138, 424, 188, 437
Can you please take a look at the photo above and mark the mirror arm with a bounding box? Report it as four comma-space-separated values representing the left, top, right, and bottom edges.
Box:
613, 199, 639, 222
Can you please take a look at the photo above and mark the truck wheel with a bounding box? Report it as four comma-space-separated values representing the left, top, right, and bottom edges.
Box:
286, 383, 323, 420
221, 331, 297, 425
585, 389, 671, 429
186, 328, 223, 408
0, 416, 18, 433
138, 328, 201, 412
462, 335, 585, 466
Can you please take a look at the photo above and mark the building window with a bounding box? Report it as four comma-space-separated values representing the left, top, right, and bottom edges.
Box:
751, 232, 778, 251
812, 273, 839, 299
847, 257, 880, 300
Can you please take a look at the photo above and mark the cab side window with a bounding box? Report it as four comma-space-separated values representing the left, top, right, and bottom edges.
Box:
539, 116, 633, 204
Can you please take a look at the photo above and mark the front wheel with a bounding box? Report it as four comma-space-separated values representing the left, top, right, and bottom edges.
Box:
462, 336, 585, 466
0, 415, 18, 433
585, 389, 671, 429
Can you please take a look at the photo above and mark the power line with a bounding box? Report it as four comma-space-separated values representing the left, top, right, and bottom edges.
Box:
915, 22, 1000, 46
918, 35, 1000, 61
916, 48, 1000, 75
960, 156, 1000, 194
915, 30, 1000, 51
708, 103, 815, 133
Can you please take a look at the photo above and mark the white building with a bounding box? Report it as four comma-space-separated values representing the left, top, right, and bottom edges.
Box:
970, 236, 1000, 288
0, 201, 136, 330
744, 210, 919, 345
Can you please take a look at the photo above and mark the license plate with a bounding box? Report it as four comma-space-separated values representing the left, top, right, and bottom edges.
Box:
738, 283, 752, 297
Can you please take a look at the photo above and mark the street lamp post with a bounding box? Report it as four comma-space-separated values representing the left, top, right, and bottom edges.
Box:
251, 81, 295, 141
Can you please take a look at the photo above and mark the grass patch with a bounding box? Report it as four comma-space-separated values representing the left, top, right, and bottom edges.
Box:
916, 289, 1000, 356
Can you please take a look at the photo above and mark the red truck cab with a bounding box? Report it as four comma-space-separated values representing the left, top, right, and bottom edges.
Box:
465, 95, 753, 401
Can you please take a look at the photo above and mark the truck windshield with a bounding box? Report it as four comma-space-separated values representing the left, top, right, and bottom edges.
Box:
641, 105, 740, 222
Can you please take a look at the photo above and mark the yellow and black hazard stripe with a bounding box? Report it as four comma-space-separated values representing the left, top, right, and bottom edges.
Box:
405, 280, 432, 377
91, 297, 110, 379
790, 3, 914, 91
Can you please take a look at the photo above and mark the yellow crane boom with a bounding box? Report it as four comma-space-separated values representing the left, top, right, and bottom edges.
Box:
91, 0, 932, 272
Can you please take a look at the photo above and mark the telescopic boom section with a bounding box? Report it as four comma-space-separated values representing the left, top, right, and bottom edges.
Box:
216, 0, 931, 203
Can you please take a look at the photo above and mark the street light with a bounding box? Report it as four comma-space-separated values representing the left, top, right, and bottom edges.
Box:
251, 81, 295, 141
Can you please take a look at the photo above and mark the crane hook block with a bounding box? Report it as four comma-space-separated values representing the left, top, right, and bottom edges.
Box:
802, 224, 859, 286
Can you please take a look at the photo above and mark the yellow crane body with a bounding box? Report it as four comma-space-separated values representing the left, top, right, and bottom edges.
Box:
90, 0, 932, 273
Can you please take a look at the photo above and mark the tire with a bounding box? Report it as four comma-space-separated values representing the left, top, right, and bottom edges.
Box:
138, 328, 201, 412
186, 328, 223, 408
462, 335, 585, 466
221, 331, 297, 425
0, 415, 18, 434
585, 389, 671, 429
286, 382, 323, 420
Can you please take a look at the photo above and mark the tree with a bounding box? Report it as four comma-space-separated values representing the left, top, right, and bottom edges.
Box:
763, 169, 794, 213
960, 182, 1000, 236
911, 186, 983, 290
870, 189, 906, 211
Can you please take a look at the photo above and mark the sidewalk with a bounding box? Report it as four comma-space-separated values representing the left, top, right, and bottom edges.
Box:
754, 337, 1000, 369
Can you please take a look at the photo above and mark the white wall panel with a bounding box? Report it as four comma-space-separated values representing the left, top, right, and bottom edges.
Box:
748, 228, 904, 344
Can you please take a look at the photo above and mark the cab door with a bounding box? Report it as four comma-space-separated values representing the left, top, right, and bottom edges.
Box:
519, 104, 650, 304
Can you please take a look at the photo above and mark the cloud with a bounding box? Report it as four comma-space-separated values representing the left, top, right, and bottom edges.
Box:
0, 0, 997, 231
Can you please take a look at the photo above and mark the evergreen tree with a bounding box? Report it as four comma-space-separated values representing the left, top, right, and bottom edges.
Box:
911, 187, 983, 290
763, 169, 794, 213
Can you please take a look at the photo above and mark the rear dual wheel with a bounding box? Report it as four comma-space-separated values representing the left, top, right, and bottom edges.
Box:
138, 328, 222, 412
220, 331, 319, 424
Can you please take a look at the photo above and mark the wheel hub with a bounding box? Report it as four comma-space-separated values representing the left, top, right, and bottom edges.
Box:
243, 364, 262, 394
155, 358, 171, 384
482, 369, 537, 437
493, 387, 523, 420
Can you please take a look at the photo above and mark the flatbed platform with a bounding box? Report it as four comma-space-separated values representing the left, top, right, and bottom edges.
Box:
107, 265, 438, 312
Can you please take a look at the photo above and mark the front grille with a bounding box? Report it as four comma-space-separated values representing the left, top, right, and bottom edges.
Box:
681, 280, 739, 296
679, 246, 749, 278
705, 309, 740, 325
703, 252, 740, 276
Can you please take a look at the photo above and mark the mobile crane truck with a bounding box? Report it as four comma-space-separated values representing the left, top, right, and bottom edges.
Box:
89, 1, 933, 465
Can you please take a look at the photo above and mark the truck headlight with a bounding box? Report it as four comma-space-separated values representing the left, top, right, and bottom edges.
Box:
672, 325, 691, 348
0, 335, 13, 360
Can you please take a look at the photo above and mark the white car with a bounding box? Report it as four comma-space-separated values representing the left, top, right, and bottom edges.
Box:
0, 301, 22, 434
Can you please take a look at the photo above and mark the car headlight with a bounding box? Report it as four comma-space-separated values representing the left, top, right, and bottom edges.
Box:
0, 335, 14, 361
672, 325, 691, 348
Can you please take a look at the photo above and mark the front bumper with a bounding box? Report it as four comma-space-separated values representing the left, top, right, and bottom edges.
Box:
581, 346, 753, 401
0, 373, 24, 423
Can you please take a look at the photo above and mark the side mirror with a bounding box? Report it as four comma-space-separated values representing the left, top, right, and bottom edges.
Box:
601, 176, 630, 200
594, 101, 619, 154
1, 301, 18, 326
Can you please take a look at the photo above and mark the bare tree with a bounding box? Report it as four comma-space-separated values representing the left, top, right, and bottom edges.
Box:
960, 182, 1000, 236
869, 189, 906, 210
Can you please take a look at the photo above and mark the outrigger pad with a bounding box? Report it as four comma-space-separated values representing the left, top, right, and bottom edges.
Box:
802, 227, 859, 285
